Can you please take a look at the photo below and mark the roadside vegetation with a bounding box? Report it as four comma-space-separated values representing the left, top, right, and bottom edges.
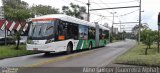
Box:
115, 29, 160, 67
0, 45, 37, 59
111, 31, 127, 43
115, 43, 160, 67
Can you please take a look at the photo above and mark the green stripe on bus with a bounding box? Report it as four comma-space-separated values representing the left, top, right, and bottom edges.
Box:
99, 39, 109, 46
76, 40, 83, 50
88, 39, 96, 48
76, 39, 109, 50
83, 40, 87, 49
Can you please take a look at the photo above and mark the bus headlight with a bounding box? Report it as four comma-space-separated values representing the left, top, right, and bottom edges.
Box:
45, 40, 52, 44
27, 40, 33, 44
45, 38, 54, 44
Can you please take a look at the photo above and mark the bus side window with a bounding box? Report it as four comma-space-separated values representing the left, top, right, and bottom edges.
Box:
73, 24, 78, 39
102, 30, 109, 39
79, 25, 88, 40
58, 21, 67, 40
67, 23, 78, 40
88, 27, 95, 39
102, 30, 106, 39
106, 30, 109, 39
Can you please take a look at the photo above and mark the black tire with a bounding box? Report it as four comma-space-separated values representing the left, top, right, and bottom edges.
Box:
66, 43, 73, 54
89, 42, 92, 49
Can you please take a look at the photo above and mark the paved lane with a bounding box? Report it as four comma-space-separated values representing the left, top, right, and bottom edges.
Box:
0, 39, 136, 67
41, 39, 136, 67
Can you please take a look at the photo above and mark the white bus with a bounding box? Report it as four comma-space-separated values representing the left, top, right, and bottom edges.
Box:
27, 14, 110, 54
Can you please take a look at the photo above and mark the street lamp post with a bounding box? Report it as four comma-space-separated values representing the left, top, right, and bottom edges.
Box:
110, 12, 116, 42
87, 0, 90, 21
119, 21, 122, 32
158, 12, 160, 53
138, 0, 142, 44
119, 21, 123, 40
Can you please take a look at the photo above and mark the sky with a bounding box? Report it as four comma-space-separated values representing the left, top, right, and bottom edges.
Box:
0, 0, 160, 31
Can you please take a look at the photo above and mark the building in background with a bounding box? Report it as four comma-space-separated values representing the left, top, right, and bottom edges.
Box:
0, 7, 4, 19
113, 28, 118, 34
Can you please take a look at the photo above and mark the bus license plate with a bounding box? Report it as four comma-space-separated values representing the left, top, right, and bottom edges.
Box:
33, 48, 38, 50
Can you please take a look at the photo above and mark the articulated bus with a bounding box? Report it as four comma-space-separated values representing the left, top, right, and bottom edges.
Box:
27, 14, 110, 54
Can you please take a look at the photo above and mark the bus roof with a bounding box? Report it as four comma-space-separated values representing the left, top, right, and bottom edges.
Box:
32, 14, 109, 30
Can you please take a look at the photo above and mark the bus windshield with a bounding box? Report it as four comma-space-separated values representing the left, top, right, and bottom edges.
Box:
28, 20, 55, 40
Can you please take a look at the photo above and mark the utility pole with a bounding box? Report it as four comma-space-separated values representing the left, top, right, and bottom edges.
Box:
158, 12, 160, 53
110, 12, 116, 42
138, 0, 141, 44
119, 21, 122, 32
119, 21, 122, 40
87, 0, 90, 21
117, 21, 125, 40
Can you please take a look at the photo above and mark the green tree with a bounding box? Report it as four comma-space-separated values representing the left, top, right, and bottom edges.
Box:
30, 4, 59, 16
141, 29, 155, 55
62, 3, 87, 19
132, 24, 149, 41
2, 0, 31, 20
2, 0, 32, 49
151, 30, 159, 53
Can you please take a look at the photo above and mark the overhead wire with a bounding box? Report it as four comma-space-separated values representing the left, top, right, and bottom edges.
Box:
96, 0, 139, 31
119, 9, 139, 17
90, 13, 118, 17
91, 0, 113, 23
98, 0, 121, 22
91, 0, 111, 13
61, 0, 116, 23
90, 0, 137, 4
73, 0, 87, 5
90, 6, 112, 22
61, 0, 138, 27
61, 0, 71, 4
91, 13, 113, 22
62, 0, 108, 23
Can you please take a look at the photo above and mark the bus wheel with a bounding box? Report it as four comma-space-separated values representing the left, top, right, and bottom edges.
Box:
66, 43, 73, 54
89, 42, 92, 49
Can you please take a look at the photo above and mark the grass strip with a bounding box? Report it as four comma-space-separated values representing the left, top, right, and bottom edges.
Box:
0, 45, 37, 59
115, 43, 160, 67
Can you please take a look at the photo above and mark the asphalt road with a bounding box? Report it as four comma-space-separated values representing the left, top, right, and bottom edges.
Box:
0, 39, 136, 73
41, 39, 136, 67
